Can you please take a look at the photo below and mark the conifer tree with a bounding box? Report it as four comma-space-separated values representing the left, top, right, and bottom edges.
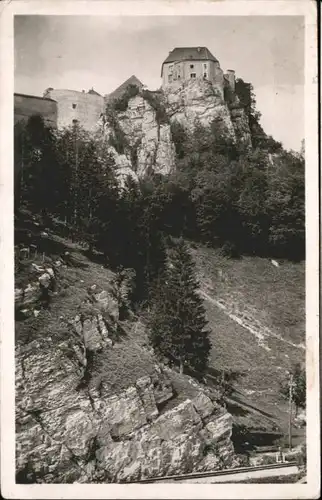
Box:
148, 238, 211, 376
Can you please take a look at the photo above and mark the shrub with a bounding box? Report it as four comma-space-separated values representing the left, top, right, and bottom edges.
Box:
141, 90, 169, 125
130, 139, 141, 172
113, 84, 141, 112
220, 241, 241, 259
170, 121, 187, 159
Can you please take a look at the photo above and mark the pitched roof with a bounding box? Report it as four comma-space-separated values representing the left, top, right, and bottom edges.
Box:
162, 47, 218, 70
105, 75, 144, 102
14, 92, 57, 103
88, 88, 102, 96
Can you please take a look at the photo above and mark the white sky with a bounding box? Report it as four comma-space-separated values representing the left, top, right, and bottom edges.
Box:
14, 15, 304, 151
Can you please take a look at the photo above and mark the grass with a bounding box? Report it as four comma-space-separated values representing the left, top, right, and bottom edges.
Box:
190, 244, 305, 436
191, 245, 305, 345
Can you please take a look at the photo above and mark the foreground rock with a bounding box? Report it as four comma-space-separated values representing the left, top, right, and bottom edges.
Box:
15, 257, 235, 483
16, 335, 234, 483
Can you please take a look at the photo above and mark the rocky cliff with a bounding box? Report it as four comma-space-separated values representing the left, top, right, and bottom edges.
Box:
97, 78, 252, 181
15, 250, 235, 484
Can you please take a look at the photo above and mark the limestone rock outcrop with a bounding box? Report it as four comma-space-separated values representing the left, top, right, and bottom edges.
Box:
15, 265, 56, 314
163, 79, 252, 149
16, 319, 234, 483
113, 95, 176, 177
99, 79, 252, 181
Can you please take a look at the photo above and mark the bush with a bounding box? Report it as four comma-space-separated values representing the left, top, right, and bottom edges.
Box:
105, 110, 130, 154
170, 121, 187, 159
113, 84, 140, 112
130, 139, 141, 172
141, 90, 169, 125
220, 241, 241, 259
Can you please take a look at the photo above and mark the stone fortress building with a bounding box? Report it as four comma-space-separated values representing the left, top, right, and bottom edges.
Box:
161, 47, 235, 91
14, 47, 236, 132
14, 93, 57, 128
43, 87, 105, 131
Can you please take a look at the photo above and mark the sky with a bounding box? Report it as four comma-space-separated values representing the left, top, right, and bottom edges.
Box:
14, 15, 304, 151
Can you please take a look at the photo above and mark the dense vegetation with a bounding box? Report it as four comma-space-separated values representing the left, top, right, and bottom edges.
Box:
147, 238, 211, 376
167, 117, 304, 260
14, 82, 305, 373
280, 363, 306, 412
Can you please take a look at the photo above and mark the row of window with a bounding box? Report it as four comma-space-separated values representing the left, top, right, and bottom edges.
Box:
168, 72, 208, 82
168, 62, 208, 82
190, 73, 208, 78
169, 63, 207, 72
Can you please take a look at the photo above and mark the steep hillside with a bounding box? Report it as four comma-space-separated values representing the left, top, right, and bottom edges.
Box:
190, 244, 305, 439
15, 214, 237, 484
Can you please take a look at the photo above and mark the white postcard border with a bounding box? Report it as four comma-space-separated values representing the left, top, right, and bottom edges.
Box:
0, 2, 319, 499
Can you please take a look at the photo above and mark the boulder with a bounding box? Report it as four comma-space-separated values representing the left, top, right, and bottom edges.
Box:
136, 376, 159, 421
94, 386, 147, 439
94, 290, 119, 321
38, 272, 51, 288
192, 392, 215, 419
23, 283, 40, 305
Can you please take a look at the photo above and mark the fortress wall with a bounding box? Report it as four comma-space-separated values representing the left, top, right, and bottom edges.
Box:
46, 89, 105, 131
14, 94, 57, 128
163, 60, 224, 88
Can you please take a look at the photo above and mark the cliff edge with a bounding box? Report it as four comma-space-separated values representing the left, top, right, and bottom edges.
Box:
15, 232, 235, 484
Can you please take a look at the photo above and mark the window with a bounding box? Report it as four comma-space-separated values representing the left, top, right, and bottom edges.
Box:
204, 63, 207, 68
72, 103, 77, 109
204, 73, 208, 79
169, 65, 173, 74
190, 73, 196, 79
168, 74, 173, 83
72, 119, 79, 125
190, 64, 194, 69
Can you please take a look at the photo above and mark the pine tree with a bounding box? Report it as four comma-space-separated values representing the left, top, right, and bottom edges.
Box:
280, 363, 306, 413
148, 238, 211, 376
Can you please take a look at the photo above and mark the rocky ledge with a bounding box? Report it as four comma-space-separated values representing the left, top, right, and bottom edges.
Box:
16, 336, 234, 483
15, 259, 235, 484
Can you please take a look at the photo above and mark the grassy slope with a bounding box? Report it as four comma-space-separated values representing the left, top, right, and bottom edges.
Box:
190, 244, 305, 439
15, 213, 205, 414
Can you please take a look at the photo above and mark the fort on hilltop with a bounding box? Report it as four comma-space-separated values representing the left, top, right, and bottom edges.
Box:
14, 47, 237, 131
161, 46, 235, 91
43, 87, 105, 130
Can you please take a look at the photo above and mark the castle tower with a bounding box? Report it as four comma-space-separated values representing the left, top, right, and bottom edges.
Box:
224, 70, 236, 92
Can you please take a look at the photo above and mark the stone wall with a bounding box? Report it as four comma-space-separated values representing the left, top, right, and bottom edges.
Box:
45, 89, 105, 131
14, 93, 57, 128
162, 60, 224, 88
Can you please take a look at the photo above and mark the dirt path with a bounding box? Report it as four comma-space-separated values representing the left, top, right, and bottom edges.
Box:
199, 289, 305, 351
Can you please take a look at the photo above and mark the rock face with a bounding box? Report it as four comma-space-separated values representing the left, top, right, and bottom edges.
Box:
113, 95, 176, 177
163, 79, 252, 149
97, 79, 252, 182
229, 104, 252, 149
165, 79, 232, 132
15, 265, 57, 315
16, 316, 235, 483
